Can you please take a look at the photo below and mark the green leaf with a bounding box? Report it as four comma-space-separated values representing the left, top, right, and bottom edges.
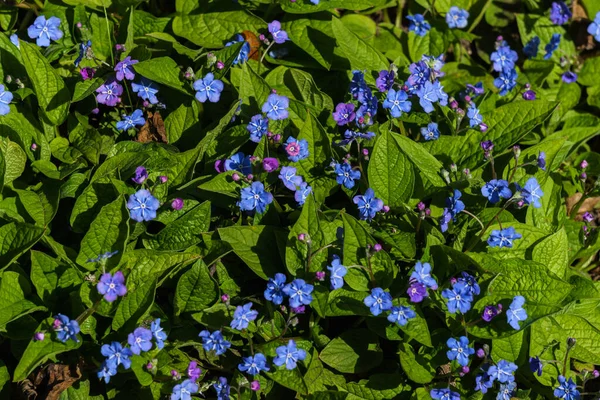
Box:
15, 185, 60, 228
281, 0, 389, 14
239, 62, 272, 114
407, 28, 446, 62
164, 101, 200, 144
72, 77, 104, 103
281, 15, 334, 69
266, 368, 309, 395
341, 373, 410, 400
146, 32, 202, 59
366, 299, 432, 347
516, 14, 575, 61
286, 195, 326, 276
491, 329, 526, 363
75, 197, 129, 270
172, 1, 265, 48
532, 228, 569, 279
0, 271, 45, 330
13, 317, 82, 381
133, 57, 189, 95
89, 12, 114, 60
0, 360, 9, 393
20, 42, 70, 125
0, 106, 50, 162
579, 57, 600, 87
145, 201, 211, 251
319, 329, 382, 373
122, 249, 201, 287
393, 133, 446, 191
398, 342, 435, 384
112, 278, 157, 331
331, 16, 388, 71
218, 225, 284, 279
0, 138, 26, 185
368, 129, 414, 207
174, 259, 218, 315
0, 222, 45, 270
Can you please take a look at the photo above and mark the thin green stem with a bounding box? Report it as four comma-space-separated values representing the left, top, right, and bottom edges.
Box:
260, 42, 275, 64
103, 7, 114, 65
467, 0, 493, 33
75, 300, 100, 325
461, 210, 484, 230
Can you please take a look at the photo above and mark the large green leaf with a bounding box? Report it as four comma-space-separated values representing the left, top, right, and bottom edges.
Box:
0, 138, 25, 186
532, 228, 569, 280
0, 222, 45, 270
281, 0, 389, 14
319, 329, 382, 373
145, 201, 211, 251
281, 15, 334, 69
174, 259, 218, 315
331, 16, 388, 71
398, 342, 435, 384
15, 185, 60, 228
0, 271, 45, 330
133, 56, 189, 94
112, 278, 156, 331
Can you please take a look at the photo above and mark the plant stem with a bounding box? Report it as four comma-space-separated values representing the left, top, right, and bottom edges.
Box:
260, 42, 275, 64
76, 300, 100, 325
103, 7, 114, 66
461, 210, 484, 230
467, 0, 493, 33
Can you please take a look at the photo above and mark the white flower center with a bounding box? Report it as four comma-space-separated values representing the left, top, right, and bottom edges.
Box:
109, 283, 115, 289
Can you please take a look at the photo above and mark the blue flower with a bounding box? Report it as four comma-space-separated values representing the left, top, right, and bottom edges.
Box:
338, 129, 376, 146
387, 305, 416, 326
0, 84, 13, 116
97, 361, 117, 384
475, 373, 494, 393
430, 388, 461, 400
432, 81, 448, 106
238, 353, 270, 375
294, 182, 312, 206
127, 327, 153, 355
588, 12, 600, 42
422, 54, 445, 79
334, 162, 361, 189
268, 20, 288, 44
442, 281, 473, 314
273, 340, 306, 370
481, 179, 512, 203
151, 318, 167, 350
421, 122, 440, 141
466, 82, 484, 97
284, 136, 309, 162
457, 272, 480, 295
193, 73, 224, 103
467, 102, 483, 127
198, 330, 231, 356
446, 336, 475, 367
283, 279, 314, 308
332, 102, 356, 126
407, 14, 431, 36
279, 166, 303, 191
507, 295, 527, 330
487, 359, 518, 383
562, 71, 578, 83
262, 94, 289, 120
53, 314, 80, 343
349, 70, 368, 100
132, 78, 159, 104
521, 177, 543, 208
225, 34, 250, 65
101, 341, 133, 370
353, 188, 384, 220
383, 89, 411, 118
224, 152, 252, 175
238, 182, 273, 214
127, 189, 160, 222
171, 379, 198, 400
544, 33, 561, 59
74, 40, 91, 67
27, 16, 63, 47
446, 189, 465, 219
247, 114, 269, 143
114, 56, 138, 81
415, 80, 438, 113
529, 356, 543, 376
376, 70, 395, 92
446, 6, 469, 29
96, 79, 123, 107
116, 109, 145, 131
498, 382, 517, 400
554, 375, 580, 400
408, 61, 430, 89
488, 227, 522, 248
537, 151, 547, 170
491, 45, 518, 72
440, 208, 452, 232
410, 261, 438, 290
523, 36, 540, 58
213, 377, 230, 400
10, 34, 19, 48
494, 69, 518, 96
265, 273, 287, 304
327, 255, 347, 290
363, 287, 393, 316
550, 2, 571, 25
230, 303, 258, 330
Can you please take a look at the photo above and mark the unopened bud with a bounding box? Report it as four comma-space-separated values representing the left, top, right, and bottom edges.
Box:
33, 332, 45, 341
232, 173, 240, 182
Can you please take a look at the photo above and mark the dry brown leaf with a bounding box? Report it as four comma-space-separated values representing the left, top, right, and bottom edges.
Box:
22, 363, 82, 400
242, 30, 261, 61
566, 193, 600, 220
136, 110, 168, 144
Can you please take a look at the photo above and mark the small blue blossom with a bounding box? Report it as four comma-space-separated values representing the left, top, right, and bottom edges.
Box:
127, 327, 153, 355
529, 356, 543, 376
491, 45, 519, 72
446, 6, 469, 29
481, 179, 512, 204
475, 373, 494, 393
284, 136, 309, 162
442, 281, 473, 314
225, 34, 250, 65
230, 302, 258, 330
224, 152, 252, 175
562, 71, 578, 83
198, 330, 231, 356
238, 353, 270, 376
268, 20, 288, 44
410, 261, 438, 290
132, 78, 159, 104
327, 255, 347, 290
498, 382, 517, 400
150, 318, 167, 350
332, 102, 356, 126
430, 388, 461, 400
466, 82, 484, 97
273, 340, 306, 370
494, 69, 518, 96
349, 70, 368, 100
337, 129, 376, 146
457, 272, 480, 295
407, 61, 430, 89
247, 114, 269, 143
283, 279, 314, 308
353, 188, 384, 220
262, 94, 289, 120
507, 295, 527, 330
488, 227, 522, 248
101, 342, 133, 370
440, 208, 452, 233
238, 182, 273, 213
363, 287, 393, 316
523, 36, 540, 58
446, 189, 465, 219
376, 70, 395, 92
387, 305, 416, 326
467, 102, 483, 127
53, 314, 80, 343
537, 152, 547, 170
521, 177, 543, 208
264, 273, 287, 305
432, 81, 448, 106
27, 16, 63, 47
171, 379, 198, 400
415, 80, 438, 113
407, 14, 431, 36
193, 73, 224, 103
588, 12, 600, 42
74, 40, 91, 67
554, 375, 580, 400
127, 189, 160, 222
334, 162, 361, 189
487, 359, 518, 383
213, 377, 230, 400
0, 84, 13, 116
295, 182, 312, 206
550, 2, 572, 25
421, 122, 440, 141
116, 109, 145, 131
97, 361, 117, 384
10, 34, 19, 48
279, 166, 303, 191
114, 56, 138, 81
383, 89, 411, 118
446, 336, 475, 367
544, 33, 561, 59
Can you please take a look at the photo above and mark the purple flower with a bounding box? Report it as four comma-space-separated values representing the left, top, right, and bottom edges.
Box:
582, 212, 594, 223
33, 332, 45, 341
291, 305, 306, 314
262, 157, 279, 172
332, 103, 356, 126
550, 2, 571, 25
268, 20, 288, 44
114, 56, 138, 81
96, 78, 123, 107
279, 166, 303, 191
522, 89, 536, 100
27, 16, 63, 47
481, 179, 512, 204
562, 71, 578, 83
251, 381, 260, 391
128, 327, 153, 355
407, 282, 428, 303
97, 271, 127, 302
171, 198, 184, 210
131, 166, 148, 184
193, 73, 224, 103
482, 304, 502, 322
466, 82, 484, 97
80, 67, 95, 80
376, 70, 394, 92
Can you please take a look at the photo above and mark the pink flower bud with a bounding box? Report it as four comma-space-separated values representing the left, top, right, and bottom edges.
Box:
464, 95, 471, 102
247, 174, 254, 181
273, 134, 281, 142
315, 271, 326, 281
476, 348, 485, 358
31, 143, 38, 151
581, 172, 587, 180
450, 100, 458, 109
383, 205, 390, 213
417, 202, 426, 211
232, 173, 240, 182
580, 160, 589, 169
297, 233, 306, 241
479, 123, 488, 132
159, 176, 168, 183
216, 61, 224, 70
362, 148, 369, 156
143, 100, 150, 108
115, 44, 124, 51
251, 380, 261, 391
450, 277, 457, 285
221, 294, 230, 302
92, 108, 100, 115
259, 34, 266, 41
593, 370, 599, 378
373, 244, 382, 252
271, 89, 277, 94
76, 22, 83, 28
33, 332, 45, 341
171, 198, 184, 210
424, 208, 431, 216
